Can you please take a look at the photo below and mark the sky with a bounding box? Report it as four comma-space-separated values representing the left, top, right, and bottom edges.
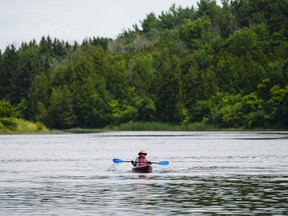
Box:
0, 0, 212, 51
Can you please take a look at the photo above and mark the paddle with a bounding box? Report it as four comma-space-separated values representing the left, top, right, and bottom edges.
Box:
112, 158, 169, 166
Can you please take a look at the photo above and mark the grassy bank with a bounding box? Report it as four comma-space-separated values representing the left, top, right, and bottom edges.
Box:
1, 120, 278, 134
105, 121, 219, 131
0, 117, 49, 134
62, 128, 104, 133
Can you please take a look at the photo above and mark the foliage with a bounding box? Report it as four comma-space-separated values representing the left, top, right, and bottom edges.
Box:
0, 0, 288, 130
106, 121, 218, 131
0, 100, 48, 133
0, 117, 48, 133
0, 100, 18, 118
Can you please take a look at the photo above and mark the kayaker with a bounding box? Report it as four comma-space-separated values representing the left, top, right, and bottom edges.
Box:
131, 150, 152, 167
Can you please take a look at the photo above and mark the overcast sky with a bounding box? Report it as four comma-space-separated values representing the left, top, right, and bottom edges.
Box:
0, 0, 221, 51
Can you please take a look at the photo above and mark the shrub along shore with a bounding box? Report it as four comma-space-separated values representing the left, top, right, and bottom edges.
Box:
0, 117, 48, 134
1, 120, 281, 134
61, 122, 220, 133
105, 121, 220, 131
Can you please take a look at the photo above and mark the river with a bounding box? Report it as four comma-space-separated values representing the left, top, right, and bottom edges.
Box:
0, 131, 288, 215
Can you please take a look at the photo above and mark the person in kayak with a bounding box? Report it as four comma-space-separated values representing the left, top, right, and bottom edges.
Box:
131, 150, 152, 167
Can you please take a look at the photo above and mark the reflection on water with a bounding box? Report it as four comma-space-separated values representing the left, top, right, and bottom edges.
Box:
1, 174, 287, 215
0, 131, 288, 215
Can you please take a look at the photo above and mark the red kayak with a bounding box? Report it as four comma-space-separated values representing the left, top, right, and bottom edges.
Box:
132, 165, 153, 173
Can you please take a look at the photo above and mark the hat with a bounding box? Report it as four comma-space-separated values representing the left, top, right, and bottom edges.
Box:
138, 150, 147, 156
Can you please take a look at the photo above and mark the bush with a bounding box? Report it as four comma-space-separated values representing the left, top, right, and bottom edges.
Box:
0, 117, 48, 133
0, 101, 18, 118
0, 117, 17, 130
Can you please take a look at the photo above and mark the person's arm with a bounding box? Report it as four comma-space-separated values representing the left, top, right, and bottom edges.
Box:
131, 160, 136, 166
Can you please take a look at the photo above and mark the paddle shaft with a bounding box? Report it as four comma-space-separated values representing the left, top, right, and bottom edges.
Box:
113, 158, 169, 166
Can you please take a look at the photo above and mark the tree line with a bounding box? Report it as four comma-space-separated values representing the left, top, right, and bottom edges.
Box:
0, 0, 287, 129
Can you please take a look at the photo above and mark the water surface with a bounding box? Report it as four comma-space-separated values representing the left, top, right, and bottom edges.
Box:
0, 131, 288, 215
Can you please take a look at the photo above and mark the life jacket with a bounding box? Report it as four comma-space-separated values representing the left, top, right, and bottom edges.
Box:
135, 156, 147, 166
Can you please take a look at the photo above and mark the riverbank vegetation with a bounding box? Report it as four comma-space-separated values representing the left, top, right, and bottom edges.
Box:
0, 0, 287, 131
0, 117, 48, 134
0, 101, 48, 133
106, 122, 219, 131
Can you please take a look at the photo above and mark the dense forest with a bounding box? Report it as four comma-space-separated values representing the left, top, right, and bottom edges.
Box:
0, 0, 288, 130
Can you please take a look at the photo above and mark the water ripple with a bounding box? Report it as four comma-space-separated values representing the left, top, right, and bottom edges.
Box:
1, 132, 288, 215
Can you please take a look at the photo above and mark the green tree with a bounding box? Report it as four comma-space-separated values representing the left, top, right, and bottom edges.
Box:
0, 100, 18, 118
207, 92, 242, 128
110, 99, 137, 125
135, 97, 156, 122
269, 85, 288, 127
231, 0, 253, 27
141, 13, 159, 33
128, 53, 155, 93
215, 53, 241, 93
0, 45, 20, 104
17, 46, 43, 100
197, 0, 223, 34
51, 46, 113, 128
217, 0, 238, 38
27, 72, 50, 122
240, 92, 266, 128
46, 85, 75, 129
106, 58, 129, 100
180, 17, 213, 49
226, 27, 257, 56
158, 4, 178, 29
152, 53, 183, 123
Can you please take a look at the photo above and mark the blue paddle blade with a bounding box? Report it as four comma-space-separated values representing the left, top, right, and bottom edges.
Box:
158, 161, 169, 166
113, 158, 123, 163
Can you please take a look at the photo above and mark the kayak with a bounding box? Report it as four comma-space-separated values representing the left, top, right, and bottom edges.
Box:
132, 165, 152, 173
132, 165, 153, 173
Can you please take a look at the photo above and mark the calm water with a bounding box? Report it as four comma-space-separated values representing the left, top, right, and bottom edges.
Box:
0, 131, 288, 215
